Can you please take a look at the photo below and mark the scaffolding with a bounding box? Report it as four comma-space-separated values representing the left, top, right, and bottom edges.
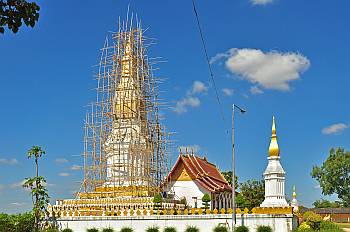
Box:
80, 15, 170, 199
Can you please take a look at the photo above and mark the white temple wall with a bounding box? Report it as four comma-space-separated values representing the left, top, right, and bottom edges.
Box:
58, 214, 296, 232
167, 180, 211, 209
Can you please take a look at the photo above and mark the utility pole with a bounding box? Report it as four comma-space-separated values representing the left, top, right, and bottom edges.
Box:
231, 104, 246, 232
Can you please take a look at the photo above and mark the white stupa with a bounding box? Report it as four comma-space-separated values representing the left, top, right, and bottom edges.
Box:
260, 116, 289, 207
290, 186, 299, 213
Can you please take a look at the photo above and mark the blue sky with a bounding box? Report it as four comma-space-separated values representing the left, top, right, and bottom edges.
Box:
0, 0, 349, 213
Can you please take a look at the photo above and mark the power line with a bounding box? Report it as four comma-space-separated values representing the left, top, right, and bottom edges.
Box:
191, 0, 228, 135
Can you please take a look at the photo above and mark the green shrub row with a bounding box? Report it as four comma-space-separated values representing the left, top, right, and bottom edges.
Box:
80, 225, 274, 232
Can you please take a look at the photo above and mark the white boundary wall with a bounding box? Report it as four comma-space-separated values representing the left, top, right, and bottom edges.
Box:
58, 214, 297, 232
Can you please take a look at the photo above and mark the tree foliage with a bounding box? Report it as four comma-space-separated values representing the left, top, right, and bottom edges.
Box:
0, 0, 40, 34
238, 179, 265, 210
22, 176, 49, 227
24, 145, 49, 231
0, 213, 34, 232
313, 199, 342, 208
303, 211, 322, 230
221, 171, 238, 187
311, 148, 350, 207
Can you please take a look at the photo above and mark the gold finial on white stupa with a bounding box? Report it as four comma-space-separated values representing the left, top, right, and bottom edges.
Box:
268, 116, 280, 157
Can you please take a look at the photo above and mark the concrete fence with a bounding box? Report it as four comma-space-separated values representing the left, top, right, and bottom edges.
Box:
58, 213, 297, 232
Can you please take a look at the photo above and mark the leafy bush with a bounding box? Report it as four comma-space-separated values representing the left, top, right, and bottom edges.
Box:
234, 225, 249, 232
164, 227, 177, 232
62, 229, 74, 232
202, 193, 211, 209
102, 228, 114, 232
295, 222, 313, 232
185, 226, 199, 232
256, 225, 272, 232
146, 227, 160, 232
120, 227, 134, 232
319, 221, 342, 231
45, 229, 59, 232
214, 225, 228, 232
87, 229, 99, 232
303, 211, 322, 230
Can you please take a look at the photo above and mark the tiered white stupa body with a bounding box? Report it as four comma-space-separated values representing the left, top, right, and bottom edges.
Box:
260, 117, 289, 207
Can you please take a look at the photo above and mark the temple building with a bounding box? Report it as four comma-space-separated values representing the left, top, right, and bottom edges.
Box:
165, 151, 232, 210
260, 116, 289, 208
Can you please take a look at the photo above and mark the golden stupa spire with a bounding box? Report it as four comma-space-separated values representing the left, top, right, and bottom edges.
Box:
268, 116, 280, 157
292, 185, 297, 199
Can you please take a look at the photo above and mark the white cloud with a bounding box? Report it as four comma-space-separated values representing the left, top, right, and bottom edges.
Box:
322, 123, 349, 135
250, 86, 264, 95
251, 0, 274, 5
0, 184, 5, 191
173, 97, 200, 114
191, 81, 208, 94
179, 145, 201, 154
212, 48, 310, 91
55, 158, 68, 164
59, 172, 70, 177
71, 165, 82, 171
0, 158, 18, 165
10, 202, 26, 206
10, 180, 26, 189
173, 81, 207, 114
222, 88, 234, 96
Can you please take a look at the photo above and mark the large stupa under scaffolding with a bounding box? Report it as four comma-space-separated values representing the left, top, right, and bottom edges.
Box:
49, 15, 179, 217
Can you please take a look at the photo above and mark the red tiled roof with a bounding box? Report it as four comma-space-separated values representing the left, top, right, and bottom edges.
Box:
167, 154, 232, 193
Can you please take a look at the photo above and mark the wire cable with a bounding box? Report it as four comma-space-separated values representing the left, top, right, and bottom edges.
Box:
191, 0, 228, 134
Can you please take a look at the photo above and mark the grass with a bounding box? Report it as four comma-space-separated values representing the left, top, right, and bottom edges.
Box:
335, 223, 350, 229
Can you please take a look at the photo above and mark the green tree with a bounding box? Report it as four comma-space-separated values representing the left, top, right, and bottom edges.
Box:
313, 199, 342, 208
311, 148, 350, 207
202, 193, 211, 209
0, 213, 34, 232
24, 145, 48, 231
221, 171, 238, 187
0, 0, 40, 34
239, 179, 265, 210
